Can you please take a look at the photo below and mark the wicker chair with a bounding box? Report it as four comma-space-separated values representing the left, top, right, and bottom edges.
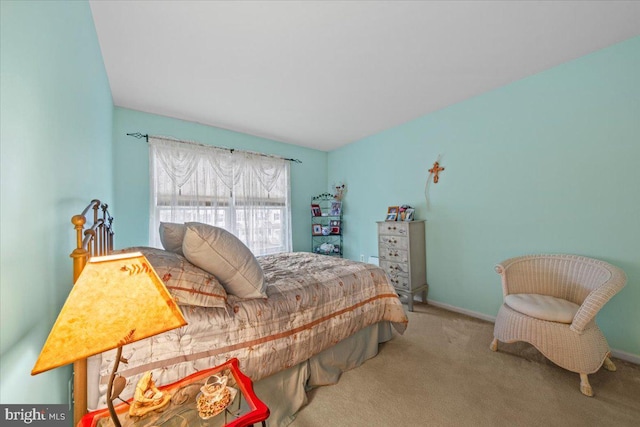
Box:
490, 254, 626, 396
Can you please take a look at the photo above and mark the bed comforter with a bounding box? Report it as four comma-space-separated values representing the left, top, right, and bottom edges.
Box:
93, 252, 408, 408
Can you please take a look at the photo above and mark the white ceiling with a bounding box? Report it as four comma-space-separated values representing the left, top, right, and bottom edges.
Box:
89, 1, 640, 152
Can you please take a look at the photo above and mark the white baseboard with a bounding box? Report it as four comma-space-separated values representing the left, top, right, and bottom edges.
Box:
610, 349, 640, 365
425, 298, 640, 365
426, 299, 497, 323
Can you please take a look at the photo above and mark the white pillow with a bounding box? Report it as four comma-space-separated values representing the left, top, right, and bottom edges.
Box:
182, 222, 266, 299
159, 222, 187, 255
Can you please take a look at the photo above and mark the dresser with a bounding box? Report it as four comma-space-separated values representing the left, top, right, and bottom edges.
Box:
377, 220, 427, 311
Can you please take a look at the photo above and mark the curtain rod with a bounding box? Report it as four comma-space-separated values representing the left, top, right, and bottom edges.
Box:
126, 132, 302, 164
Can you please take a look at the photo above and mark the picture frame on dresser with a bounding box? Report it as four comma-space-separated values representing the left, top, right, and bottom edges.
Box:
404, 208, 415, 221
386, 206, 399, 221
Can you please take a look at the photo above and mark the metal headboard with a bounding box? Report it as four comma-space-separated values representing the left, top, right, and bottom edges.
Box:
69, 199, 114, 425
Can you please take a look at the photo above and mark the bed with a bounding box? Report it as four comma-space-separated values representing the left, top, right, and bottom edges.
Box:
71, 200, 408, 426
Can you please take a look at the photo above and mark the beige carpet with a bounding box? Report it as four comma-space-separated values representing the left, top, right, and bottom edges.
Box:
290, 303, 640, 427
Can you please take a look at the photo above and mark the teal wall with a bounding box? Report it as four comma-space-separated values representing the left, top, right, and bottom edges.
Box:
1, 0, 638, 413
0, 0, 113, 404
328, 36, 640, 356
112, 108, 327, 251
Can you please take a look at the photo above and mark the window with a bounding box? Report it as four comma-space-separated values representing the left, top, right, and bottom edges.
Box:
149, 137, 292, 256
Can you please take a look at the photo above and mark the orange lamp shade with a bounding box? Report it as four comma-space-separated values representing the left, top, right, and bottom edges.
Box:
32, 252, 187, 375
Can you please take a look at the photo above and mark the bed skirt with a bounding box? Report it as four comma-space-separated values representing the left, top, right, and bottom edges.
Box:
87, 321, 393, 426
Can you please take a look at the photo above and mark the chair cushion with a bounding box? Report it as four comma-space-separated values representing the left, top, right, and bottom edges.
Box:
504, 293, 580, 324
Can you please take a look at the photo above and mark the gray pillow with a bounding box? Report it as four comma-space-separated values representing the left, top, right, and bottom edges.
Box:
159, 222, 187, 255
182, 222, 266, 299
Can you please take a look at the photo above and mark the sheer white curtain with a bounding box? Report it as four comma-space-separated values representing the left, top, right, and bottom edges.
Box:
149, 137, 292, 256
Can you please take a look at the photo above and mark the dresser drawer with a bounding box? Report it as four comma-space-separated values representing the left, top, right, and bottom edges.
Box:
379, 249, 408, 263
380, 260, 409, 275
388, 274, 410, 291
378, 235, 408, 249
377, 222, 409, 237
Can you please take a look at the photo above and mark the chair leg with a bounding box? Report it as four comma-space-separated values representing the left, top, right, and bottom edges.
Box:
579, 373, 593, 397
602, 356, 617, 372
489, 338, 498, 352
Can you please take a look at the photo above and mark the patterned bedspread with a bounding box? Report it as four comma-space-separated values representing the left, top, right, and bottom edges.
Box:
93, 252, 408, 408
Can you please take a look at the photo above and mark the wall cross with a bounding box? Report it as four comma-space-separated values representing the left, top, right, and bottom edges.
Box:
428, 161, 445, 183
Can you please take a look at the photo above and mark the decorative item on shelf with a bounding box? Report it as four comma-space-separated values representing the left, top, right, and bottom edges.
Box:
311, 204, 322, 217
317, 242, 335, 254
30, 252, 188, 427
322, 226, 331, 236
129, 371, 172, 417
330, 220, 341, 234
196, 374, 237, 420
330, 201, 342, 216
312, 192, 334, 201
313, 183, 347, 203
386, 206, 399, 221
312, 224, 323, 235
333, 183, 347, 201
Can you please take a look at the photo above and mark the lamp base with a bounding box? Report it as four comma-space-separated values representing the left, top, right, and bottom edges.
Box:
107, 346, 125, 427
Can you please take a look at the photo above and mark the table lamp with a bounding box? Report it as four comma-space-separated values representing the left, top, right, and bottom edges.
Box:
31, 252, 188, 427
